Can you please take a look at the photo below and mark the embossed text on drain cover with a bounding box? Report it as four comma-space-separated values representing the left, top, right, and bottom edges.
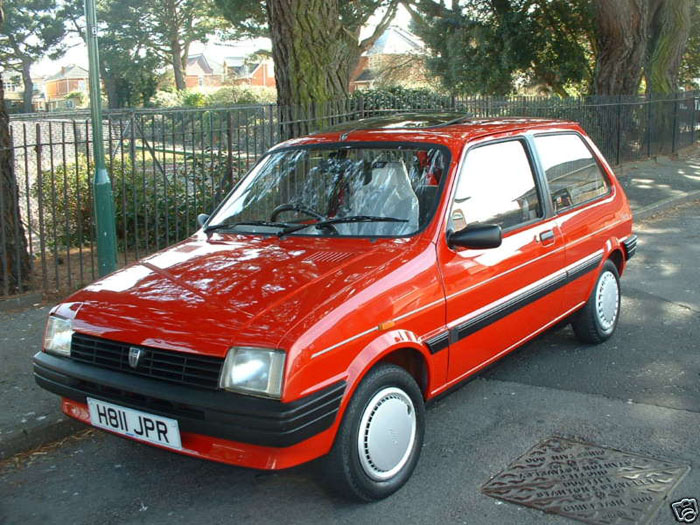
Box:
481, 437, 689, 525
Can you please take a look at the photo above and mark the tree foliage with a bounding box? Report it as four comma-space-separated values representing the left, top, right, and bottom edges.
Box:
407, 0, 594, 96
143, 0, 225, 91
64, 0, 161, 108
0, 0, 66, 112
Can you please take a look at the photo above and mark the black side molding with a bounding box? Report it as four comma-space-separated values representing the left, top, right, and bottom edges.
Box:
622, 235, 638, 260
443, 253, 603, 347
425, 332, 450, 354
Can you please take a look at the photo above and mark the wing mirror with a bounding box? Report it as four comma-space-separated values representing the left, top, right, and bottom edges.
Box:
197, 213, 210, 228
447, 224, 502, 249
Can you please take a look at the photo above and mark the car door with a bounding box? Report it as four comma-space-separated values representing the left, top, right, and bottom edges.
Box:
532, 132, 616, 312
437, 136, 568, 386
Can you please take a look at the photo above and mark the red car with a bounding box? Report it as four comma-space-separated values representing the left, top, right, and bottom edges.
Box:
35, 115, 636, 500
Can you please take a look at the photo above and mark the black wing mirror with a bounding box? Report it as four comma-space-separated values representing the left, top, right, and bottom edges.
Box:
447, 224, 502, 249
197, 213, 210, 227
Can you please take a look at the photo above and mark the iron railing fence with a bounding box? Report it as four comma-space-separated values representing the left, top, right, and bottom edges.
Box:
1, 92, 698, 298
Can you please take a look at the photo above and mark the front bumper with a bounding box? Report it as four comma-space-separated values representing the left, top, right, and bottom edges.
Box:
34, 352, 345, 468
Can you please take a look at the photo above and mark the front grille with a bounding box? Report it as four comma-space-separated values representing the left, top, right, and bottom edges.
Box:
70, 333, 223, 390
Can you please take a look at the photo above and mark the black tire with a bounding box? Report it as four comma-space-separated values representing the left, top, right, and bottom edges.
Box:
571, 260, 621, 344
323, 364, 425, 501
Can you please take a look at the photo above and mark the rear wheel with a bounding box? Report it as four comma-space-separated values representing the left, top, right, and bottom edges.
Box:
572, 259, 621, 344
324, 364, 425, 501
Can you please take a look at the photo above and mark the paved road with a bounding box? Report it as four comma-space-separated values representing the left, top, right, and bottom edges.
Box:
2, 202, 698, 525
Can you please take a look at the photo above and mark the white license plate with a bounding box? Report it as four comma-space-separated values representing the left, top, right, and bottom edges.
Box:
87, 397, 182, 450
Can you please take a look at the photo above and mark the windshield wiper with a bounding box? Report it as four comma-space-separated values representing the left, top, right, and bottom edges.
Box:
277, 215, 408, 238
204, 220, 290, 235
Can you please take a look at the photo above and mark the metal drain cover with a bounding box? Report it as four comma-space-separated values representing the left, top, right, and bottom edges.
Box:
481, 437, 689, 524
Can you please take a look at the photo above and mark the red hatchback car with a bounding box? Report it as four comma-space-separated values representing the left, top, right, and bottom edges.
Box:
35, 115, 636, 500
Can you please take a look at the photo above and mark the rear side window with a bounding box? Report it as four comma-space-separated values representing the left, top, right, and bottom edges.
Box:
534, 133, 610, 213
449, 140, 543, 232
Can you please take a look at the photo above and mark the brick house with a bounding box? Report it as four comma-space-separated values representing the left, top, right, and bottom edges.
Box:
185, 54, 224, 91
45, 65, 89, 110
222, 56, 275, 88
350, 26, 428, 91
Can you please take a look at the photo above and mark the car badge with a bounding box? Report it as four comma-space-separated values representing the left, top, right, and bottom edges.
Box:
128, 347, 144, 368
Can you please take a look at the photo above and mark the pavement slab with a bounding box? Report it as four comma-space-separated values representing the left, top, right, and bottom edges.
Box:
616, 147, 700, 217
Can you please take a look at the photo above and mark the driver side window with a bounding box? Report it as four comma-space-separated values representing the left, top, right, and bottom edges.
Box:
450, 139, 543, 232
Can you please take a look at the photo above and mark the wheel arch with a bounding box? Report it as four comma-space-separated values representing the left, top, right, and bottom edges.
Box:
343, 331, 436, 406
607, 247, 625, 276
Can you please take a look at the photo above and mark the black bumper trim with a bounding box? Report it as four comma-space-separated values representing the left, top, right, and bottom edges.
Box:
34, 351, 345, 448
622, 235, 638, 260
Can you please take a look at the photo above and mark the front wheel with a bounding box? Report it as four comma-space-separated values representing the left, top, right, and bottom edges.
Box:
571, 259, 621, 344
323, 364, 425, 501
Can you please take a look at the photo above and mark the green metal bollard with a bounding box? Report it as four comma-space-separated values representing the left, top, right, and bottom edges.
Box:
85, 0, 117, 276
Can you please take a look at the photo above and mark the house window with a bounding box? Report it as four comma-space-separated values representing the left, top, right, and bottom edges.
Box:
198, 76, 204, 87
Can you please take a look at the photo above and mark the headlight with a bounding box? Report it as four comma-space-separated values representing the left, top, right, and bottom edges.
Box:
44, 316, 73, 357
219, 347, 286, 398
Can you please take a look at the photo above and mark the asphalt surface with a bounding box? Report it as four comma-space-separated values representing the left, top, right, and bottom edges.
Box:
1, 201, 698, 525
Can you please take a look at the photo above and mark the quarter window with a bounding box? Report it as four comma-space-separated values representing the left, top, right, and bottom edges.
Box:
450, 140, 543, 232
534, 133, 610, 213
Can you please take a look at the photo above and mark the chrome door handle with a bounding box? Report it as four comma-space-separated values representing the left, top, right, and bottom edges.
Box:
538, 230, 555, 244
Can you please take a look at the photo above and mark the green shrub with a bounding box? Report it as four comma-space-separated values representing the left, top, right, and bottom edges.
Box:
353, 86, 452, 111
152, 90, 180, 108
206, 86, 277, 106
33, 154, 221, 250
179, 90, 207, 108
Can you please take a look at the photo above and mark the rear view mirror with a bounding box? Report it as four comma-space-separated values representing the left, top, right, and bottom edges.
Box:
447, 224, 502, 249
197, 213, 210, 227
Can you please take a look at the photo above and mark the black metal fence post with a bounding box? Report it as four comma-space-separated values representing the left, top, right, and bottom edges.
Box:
616, 95, 622, 165
647, 94, 652, 157
226, 111, 233, 190
672, 96, 679, 153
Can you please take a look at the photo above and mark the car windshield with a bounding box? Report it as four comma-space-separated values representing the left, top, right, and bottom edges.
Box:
206, 144, 449, 237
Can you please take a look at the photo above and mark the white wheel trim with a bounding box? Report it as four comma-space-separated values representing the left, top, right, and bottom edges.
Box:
357, 386, 417, 481
595, 270, 619, 333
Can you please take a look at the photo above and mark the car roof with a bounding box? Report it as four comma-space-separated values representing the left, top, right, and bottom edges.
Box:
274, 113, 579, 150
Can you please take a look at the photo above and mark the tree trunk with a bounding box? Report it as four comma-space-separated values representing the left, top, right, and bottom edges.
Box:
593, 0, 648, 95
171, 39, 187, 91
266, 0, 352, 136
21, 60, 33, 113
0, 75, 32, 293
646, 0, 692, 94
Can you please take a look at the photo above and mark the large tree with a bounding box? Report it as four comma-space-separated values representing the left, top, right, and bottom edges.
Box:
679, 1, 700, 88
0, 0, 31, 293
144, 0, 224, 91
645, 0, 693, 94
64, 0, 161, 108
405, 0, 595, 96
592, 0, 648, 96
0, 0, 65, 112
593, 0, 693, 96
216, 0, 399, 107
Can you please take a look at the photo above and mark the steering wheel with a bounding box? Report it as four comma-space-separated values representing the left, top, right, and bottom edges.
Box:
270, 203, 339, 235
